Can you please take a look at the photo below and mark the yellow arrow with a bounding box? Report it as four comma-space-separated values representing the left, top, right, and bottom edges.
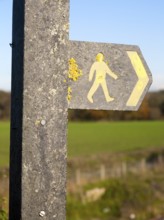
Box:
126, 51, 149, 107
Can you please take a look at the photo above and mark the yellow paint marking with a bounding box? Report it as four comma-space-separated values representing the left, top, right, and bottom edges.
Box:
87, 53, 118, 103
126, 51, 149, 107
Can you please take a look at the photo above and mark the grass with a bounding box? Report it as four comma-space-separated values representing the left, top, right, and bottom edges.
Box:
0, 122, 10, 167
68, 121, 164, 157
1, 121, 164, 167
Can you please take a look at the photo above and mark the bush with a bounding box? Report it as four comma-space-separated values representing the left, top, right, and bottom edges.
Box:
67, 176, 158, 220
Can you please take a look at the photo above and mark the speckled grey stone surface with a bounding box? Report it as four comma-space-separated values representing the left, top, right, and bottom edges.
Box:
68, 41, 152, 111
10, 0, 69, 219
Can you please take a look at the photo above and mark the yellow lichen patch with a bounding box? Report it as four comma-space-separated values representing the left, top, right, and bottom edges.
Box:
67, 86, 72, 102
68, 58, 82, 81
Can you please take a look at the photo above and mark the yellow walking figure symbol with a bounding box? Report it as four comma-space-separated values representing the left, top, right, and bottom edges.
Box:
87, 53, 118, 103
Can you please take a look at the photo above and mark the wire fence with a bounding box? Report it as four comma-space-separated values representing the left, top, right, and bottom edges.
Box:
67, 154, 164, 189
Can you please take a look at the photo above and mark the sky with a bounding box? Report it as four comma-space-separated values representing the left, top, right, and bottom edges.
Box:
0, 0, 164, 91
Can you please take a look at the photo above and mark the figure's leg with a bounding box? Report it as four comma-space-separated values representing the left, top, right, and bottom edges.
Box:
87, 81, 100, 103
101, 81, 114, 102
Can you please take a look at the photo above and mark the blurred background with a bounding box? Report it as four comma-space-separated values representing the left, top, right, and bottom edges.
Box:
0, 1, 164, 220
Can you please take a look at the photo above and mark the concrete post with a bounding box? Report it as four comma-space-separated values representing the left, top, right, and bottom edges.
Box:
10, 0, 69, 219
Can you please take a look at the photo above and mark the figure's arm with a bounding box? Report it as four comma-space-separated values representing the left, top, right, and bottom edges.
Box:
106, 65, 118, 79
89, 63, 96, 81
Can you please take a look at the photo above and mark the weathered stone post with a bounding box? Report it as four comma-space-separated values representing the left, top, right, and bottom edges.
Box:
10, 0, 69, 219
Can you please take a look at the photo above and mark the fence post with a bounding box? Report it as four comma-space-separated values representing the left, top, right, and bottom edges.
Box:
121, 162, 127, 176
140, 158, 147, 174
100, 164, 106, 181
158, 154, 163, 165
76, 169, 81, 185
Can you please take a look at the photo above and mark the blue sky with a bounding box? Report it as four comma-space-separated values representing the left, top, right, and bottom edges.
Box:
0, 0, 164, 91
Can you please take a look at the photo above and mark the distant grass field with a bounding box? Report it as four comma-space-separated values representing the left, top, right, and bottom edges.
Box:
68, 121, 164, 157
0, 121, 164, 167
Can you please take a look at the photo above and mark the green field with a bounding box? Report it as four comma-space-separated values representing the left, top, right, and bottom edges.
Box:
1, 121, 164, 167
68, 121, 164, 157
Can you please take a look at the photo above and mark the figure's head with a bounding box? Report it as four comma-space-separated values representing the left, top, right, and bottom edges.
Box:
96, 53, 104, 62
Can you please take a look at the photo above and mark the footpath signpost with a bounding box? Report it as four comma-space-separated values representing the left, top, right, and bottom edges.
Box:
68, 41, 152, 110
10, 0, 152, 220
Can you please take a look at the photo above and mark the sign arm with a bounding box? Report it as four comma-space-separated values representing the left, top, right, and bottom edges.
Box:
69, 41, 152, 110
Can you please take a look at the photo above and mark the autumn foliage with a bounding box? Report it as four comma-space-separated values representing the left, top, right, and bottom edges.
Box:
0, 90, 164, 121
